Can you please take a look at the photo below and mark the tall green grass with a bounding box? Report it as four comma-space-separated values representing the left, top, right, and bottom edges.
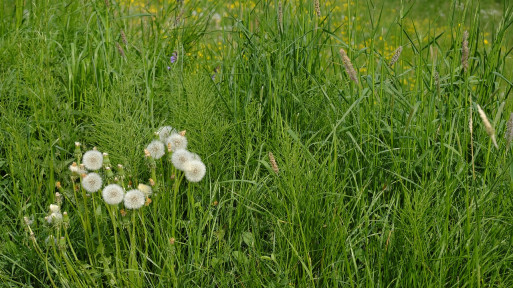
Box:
1, 0, 513, 286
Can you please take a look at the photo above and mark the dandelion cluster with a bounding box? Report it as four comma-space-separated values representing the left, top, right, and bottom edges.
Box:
148, 126, 207, 183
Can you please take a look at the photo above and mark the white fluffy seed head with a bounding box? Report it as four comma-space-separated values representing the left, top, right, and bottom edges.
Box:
137, 184, 152, 197
157, 126, 176, 142
165, 133, 188, 152
49, 204, 60, 213
146, 140, 165, 159
102, 184, 125, 205
82, 150, 104, 171
82, 173, 103, 193
124, 189, 146, 209
184, 160, 206, 182
47, 212, 63, 224
171, 149, 192, 171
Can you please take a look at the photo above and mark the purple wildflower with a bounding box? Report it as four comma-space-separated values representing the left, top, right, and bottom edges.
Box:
170, 52, 177, 63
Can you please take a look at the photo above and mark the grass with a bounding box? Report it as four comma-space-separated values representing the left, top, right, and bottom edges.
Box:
1, 0, 513, 286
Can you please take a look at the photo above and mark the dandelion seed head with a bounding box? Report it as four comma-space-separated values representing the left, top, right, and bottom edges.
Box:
184, 160, 206, 182
82, 173, 103, 193
102, 184, 125, 205
165, 133, 188, 152
82, 150, 103, 171
124, 189, 146, 210
171, 149, 192, 171
47, 212, 63, 224
157, 126, 177, 142
146, 140, 165, 159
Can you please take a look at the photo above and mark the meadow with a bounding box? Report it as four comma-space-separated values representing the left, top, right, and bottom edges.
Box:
1, 0, 513, 287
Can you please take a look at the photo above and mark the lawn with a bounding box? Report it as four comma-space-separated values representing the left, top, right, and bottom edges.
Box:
1, 0, 513, 287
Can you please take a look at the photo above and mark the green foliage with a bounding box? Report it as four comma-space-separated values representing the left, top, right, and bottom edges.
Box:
1, 0, 513, 287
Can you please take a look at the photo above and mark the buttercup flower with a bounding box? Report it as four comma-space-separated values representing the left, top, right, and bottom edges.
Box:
146, 140, 165, 159
102, 184, 125, 205
124, 189, 146, 209
184, 160, 206, 182
82, 173, 103, 193
82, 150, 103, 170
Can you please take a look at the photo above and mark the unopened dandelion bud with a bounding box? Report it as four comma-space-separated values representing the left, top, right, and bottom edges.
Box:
167, 142, 173, 153
170, 174, 176, 180
144, 149, 151, 158
145, 197, 152, 206
149, 178, 155, 187
169, 238, 175, 245
389, 46, 403, 67
120, 209, 127, 217
116, 42, 125, 57
105, 166, 114, 178
268, 152, 279, 174
477, 104, 498, 148
55, 192, 63, 205
59, 237, 66, 249
74, 142, 82, 160
55, 181, 61, 189
102, 152, 111, 166
339, 48, 358, 83
63, 211, 69, 223
179, 130, 186, 137
314, 0, 321, 17
462, 31, 469, 73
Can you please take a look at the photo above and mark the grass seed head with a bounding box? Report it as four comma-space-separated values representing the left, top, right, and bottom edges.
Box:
462, 31, 469, 73
477, 104, 498, 148
339, 48, 358, 83
314, 0, 321, 17
389, 46, 403, 67
505, 112, 513, 147
269, 152, 279, 174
